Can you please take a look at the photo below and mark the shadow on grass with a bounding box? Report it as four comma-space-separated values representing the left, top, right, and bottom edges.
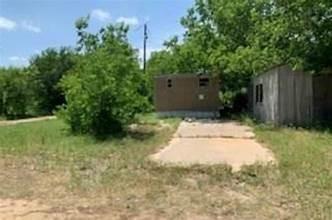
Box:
232, 112, 332, 134
121, 128, 156, 141
306, 121, 332, 134
144, 161, 279, 187
93, 126, 156, 142
270, 121, 332, 134
145, 162, 234, 182
2, 114, 37, 121
63, 124, 158, 142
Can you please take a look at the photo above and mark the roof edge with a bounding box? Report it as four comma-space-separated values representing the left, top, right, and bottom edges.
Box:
154, 73, 217, 79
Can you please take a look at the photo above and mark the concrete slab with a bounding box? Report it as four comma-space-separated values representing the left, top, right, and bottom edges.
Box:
175, 120, 255, 139
151, 120, 275, 171
151, 138, 274, 171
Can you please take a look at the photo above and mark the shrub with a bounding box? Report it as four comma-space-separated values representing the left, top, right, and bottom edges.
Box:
59, 21, 148, 136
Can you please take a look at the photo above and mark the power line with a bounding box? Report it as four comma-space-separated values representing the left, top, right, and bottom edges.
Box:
143, 23, 148, 74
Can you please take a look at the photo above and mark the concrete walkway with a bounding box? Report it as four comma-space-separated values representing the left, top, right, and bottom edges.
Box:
0, 116, 56, 126
151, 120, 275, 171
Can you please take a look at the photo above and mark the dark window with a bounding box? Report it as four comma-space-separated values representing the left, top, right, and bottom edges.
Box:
255, 84, 263, 103
259, 84, 263, 102
199, 78, 209, 87
167, 79, 172, 88
255, 85, 259, 103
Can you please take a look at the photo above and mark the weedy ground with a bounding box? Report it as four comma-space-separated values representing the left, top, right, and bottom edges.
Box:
0, 114, 331, 219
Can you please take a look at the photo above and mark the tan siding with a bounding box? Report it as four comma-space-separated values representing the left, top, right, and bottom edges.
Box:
154, 75, 220, 112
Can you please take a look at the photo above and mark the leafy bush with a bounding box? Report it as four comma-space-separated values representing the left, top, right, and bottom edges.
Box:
59, 20, 148, 136
0, 67, 34, 119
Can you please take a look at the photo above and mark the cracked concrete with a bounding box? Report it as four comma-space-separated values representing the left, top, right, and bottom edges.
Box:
174, 120, 255, 139
151, 120, 275, 171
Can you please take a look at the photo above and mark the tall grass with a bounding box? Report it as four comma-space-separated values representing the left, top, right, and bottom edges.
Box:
254, 125, 332, 219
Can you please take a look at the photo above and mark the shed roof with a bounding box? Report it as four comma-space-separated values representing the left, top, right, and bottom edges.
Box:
253, 64, 305, 79
256, 64, 289, 77
155, 73, 216, 79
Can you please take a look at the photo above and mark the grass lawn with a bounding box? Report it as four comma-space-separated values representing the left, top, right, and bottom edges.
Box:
0, 115, 331, 219
254, 124, 332, 219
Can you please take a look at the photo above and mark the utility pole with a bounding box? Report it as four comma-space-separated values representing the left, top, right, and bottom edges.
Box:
143, 23, 148, 74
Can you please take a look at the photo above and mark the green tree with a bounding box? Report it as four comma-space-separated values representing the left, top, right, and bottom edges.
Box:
0, 69, 5, 116
59, 17, 148, 136
147, 0, 332, 108
0, 67, 33, 119
250, 0, 332, 71
29, 47, 77, 115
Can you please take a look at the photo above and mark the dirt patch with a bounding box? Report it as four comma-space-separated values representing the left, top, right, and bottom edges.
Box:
0, 160, 291, 220
0, 199, 51, 220
0, 199, 120, 220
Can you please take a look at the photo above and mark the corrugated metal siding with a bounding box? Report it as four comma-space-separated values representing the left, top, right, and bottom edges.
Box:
253, 68, 279, 123
253, 65, 314, 125
278, 65, 313, 125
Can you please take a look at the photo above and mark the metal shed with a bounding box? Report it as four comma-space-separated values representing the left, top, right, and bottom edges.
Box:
251, 65, 332, 125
